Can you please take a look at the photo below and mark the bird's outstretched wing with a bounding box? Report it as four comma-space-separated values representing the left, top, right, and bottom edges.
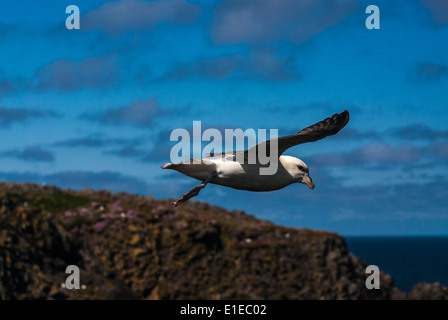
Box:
245, 110, 350, 157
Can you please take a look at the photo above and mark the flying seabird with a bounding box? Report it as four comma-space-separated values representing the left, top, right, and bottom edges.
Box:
162, 110, 349, 207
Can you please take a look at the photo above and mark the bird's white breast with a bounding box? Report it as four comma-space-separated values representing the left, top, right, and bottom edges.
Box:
211, 158, 296, 191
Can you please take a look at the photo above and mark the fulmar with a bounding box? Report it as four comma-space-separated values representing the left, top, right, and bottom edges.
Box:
162, 110, 349, 207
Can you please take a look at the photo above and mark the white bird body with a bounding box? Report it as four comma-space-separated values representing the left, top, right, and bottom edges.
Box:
169, 155, 304, 191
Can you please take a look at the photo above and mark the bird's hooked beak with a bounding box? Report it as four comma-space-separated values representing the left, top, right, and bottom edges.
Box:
303, 175, 315, 190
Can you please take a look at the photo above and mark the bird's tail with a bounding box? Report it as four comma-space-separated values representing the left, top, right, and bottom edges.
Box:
161, 163, 175, 169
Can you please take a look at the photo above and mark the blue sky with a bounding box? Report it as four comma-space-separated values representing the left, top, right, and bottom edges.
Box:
0, 0, 447, 236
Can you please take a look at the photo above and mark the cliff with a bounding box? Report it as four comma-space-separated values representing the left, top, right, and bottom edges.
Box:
0, 182, 446, 300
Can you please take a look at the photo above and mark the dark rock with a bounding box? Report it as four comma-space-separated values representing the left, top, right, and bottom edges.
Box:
0, 182, 446, 300
407, 282, 448, 300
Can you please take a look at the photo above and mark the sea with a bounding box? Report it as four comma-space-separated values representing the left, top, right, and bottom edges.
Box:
345, 236, 448, 292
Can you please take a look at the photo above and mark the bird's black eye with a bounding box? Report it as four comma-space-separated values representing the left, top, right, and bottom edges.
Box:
298, 165, 305, 171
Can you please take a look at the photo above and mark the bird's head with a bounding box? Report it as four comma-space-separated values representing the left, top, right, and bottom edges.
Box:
281, 156, 315, 190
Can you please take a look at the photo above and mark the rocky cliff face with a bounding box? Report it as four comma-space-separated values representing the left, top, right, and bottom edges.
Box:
0, 182, 446, 300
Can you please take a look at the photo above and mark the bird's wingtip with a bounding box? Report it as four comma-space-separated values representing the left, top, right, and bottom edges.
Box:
338, 110, 350, 123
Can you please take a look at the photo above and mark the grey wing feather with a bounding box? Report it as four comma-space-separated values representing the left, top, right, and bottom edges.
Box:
244, 110, 350, 157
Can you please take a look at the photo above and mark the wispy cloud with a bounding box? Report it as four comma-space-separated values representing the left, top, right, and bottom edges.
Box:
414, 62, 448, 81
141, 144, 173, 163
0, 79, 18, 96
211, 0, 359, 45
83, 0, 202, 34
309, 142, 423, 167
162, 49, 300, 82
334, 179, 448, 220
52, 134, 142, 148
420, 0, 448, 24
390, 124, 448, 141
34, 55, 118, 91
163, 55, 242, 80
0, 147, 55, 162
323, 179, 448, 221
0, 107, 60, 127
427, 141, 448, 157
330, 128, 380, 141
80, 97, 166, 128
105, 145, 146, 158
